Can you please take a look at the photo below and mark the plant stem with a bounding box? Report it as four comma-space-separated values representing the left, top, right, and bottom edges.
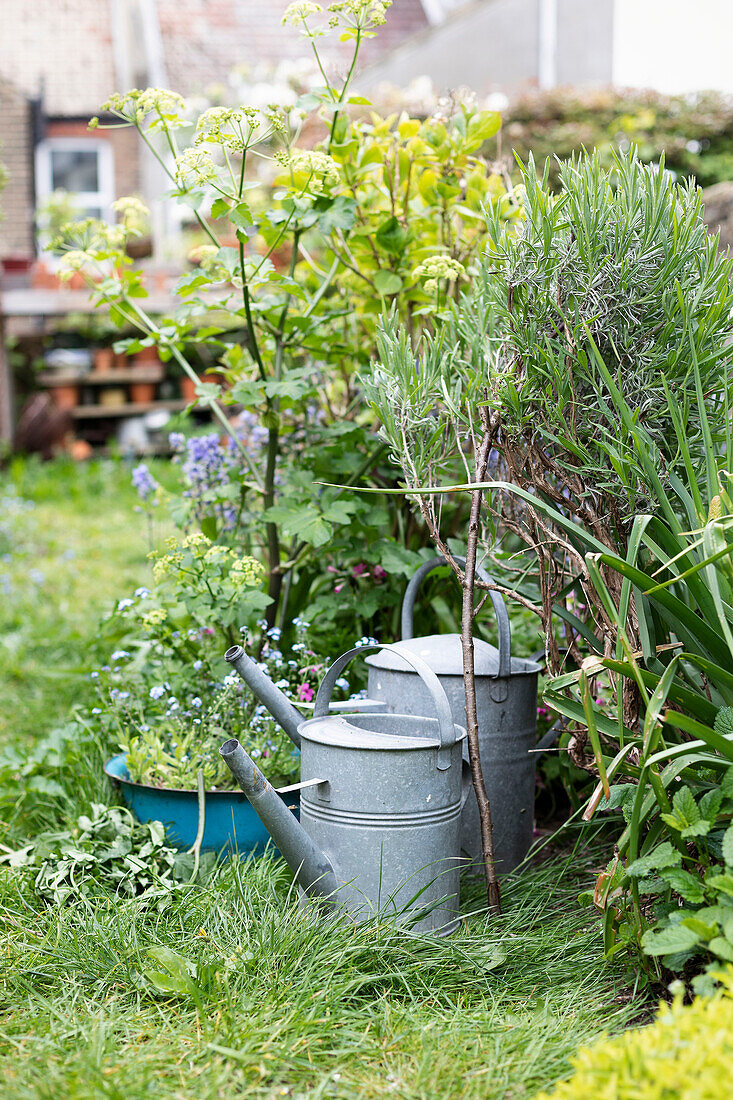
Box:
462, 424, 501, 916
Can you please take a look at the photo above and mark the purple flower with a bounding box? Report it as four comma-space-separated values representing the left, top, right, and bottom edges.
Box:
132, 463, 158, 502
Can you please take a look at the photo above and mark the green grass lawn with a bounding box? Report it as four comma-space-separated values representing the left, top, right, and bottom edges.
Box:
0, 457, 648, 1100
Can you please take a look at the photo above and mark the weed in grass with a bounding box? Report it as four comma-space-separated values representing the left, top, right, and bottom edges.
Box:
0, 843, 646, 1100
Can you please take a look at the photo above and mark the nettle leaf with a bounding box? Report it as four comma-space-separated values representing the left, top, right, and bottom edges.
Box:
672, 786, 701, 825
641, 922, 702, 956
724, 823, 733, 866
714, 706, 733, 737
626, 841, 682, 878
706, 872, 733, 897
598, 784, 636, 813
680, 820, 713, 840
700, 788, 723, 823
708, 936, 733, 962
681, 915, 719, 940
659, 868, 707, 904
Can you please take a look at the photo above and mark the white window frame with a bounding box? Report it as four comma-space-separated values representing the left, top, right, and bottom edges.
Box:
35, 137, 115, 222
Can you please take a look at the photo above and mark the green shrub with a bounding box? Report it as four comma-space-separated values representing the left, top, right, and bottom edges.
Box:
534, 967, 733, 1100
501, 86, 733, 189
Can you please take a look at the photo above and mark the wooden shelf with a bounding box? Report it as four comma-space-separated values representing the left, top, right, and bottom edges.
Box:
39, 368, 164, 386
71, 399, 187, 419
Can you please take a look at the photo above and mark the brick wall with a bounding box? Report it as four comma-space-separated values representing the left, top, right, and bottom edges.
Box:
0, 78, 34, 258
0, 0, 116, 116
157, 0, 429, 95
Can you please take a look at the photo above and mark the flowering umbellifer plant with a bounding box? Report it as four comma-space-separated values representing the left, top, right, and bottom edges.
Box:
50, 0, 512, 638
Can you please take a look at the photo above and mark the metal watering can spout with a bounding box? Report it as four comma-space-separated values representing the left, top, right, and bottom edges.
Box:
220, 737, 339, 902
225, 644, 302, 748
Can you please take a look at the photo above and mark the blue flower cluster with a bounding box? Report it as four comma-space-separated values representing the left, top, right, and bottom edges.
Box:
170, 431, 242, 531
131, 463, 158, 502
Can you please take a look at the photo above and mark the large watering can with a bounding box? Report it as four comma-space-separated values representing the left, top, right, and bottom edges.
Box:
221, 643, 468, 935
364, 557, 542, 874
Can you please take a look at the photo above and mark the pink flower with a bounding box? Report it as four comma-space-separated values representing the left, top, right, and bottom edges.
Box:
352, 562, 369, 576
298, 683, 314, 702
373, 565, 387, 582
334, 584, 343, 593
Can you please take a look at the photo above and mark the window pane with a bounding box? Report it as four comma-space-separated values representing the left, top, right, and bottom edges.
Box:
50, 148, 99, 192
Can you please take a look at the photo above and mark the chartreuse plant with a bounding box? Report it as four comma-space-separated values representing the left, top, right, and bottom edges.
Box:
51, 0, 510, 637
534, 967, 733, 1100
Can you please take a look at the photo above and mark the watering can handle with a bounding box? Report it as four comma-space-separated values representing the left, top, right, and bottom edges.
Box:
401, 555, 511, 680
313, 643, 459, 771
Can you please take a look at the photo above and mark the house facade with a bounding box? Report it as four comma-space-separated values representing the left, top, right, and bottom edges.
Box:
0, 0, 430, 265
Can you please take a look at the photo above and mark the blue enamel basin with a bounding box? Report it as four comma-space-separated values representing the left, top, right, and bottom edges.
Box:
104, 753, 299, 856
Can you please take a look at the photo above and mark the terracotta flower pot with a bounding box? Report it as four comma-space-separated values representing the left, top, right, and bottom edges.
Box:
93, 347, 115, 373
134, 346, 160, 366
130, 382, 156, 403
180, 375, 200, 401
51, 384, 79, 411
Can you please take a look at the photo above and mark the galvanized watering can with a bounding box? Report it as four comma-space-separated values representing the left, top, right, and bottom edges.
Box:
364, 557, 542, 874
221, 642, 468, 935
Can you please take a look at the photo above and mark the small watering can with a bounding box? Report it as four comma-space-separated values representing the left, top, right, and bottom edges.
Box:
364, 557, 542, 874
221, 643, 468, 935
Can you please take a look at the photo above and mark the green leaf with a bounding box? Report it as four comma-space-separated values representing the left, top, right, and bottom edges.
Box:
464, 110, 502, 152
200, 516, 218, 541
723, 823, 733, 866
229, 202, 254, 231
261, 504, 332, 548
706, 872, 733, 897
626, 841, 682, 878
699, 788, 723, 823
193, 382, 221, 401
375, 216, 408, 257
210, 197, 230, 219
230, 380, 265, 408
373, 270, 404, 297
315, 195, 357, 234
641, 922, 702, 956
659, 868, 706, 903
708, 936, 733, 961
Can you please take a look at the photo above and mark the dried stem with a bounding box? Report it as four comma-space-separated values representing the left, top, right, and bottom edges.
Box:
463, 411, 501, 915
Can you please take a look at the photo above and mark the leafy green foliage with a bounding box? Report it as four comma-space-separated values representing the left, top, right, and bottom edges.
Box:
501, 86, 733, 190
51, 4, 516, 646
1, 804, 180, 906
534, 966, 733, 1100
367, 147, 733, 670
